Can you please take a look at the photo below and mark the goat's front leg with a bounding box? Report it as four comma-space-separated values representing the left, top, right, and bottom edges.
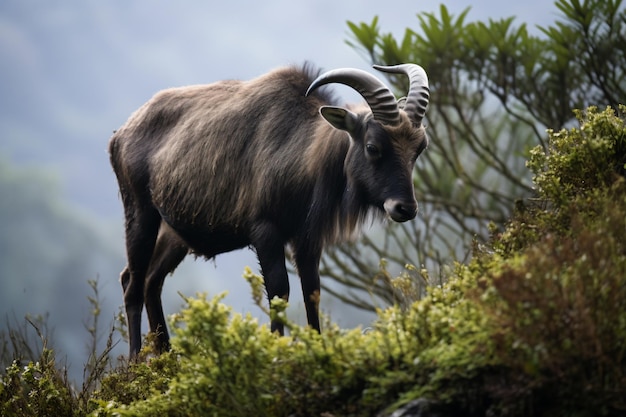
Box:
251, 222, 289, 335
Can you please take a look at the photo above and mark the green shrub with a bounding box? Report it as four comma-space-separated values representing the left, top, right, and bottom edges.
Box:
0, 348, 76, 417
498, 105, 626, 254
0, 280, 117, 417
471, 192, 626, 415
527, 105, 626, 203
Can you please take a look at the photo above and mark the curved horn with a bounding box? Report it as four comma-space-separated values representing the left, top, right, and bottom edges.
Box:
306, 68, 400, 126
374, 64, 430, 127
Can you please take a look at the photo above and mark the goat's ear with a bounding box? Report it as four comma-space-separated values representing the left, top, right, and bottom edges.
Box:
319, 106, 360, 134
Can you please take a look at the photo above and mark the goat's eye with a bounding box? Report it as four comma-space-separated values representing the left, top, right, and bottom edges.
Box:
365, 143, 381, 158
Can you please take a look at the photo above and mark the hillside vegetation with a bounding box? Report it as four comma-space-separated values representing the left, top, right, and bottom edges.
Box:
3, 105, 622, 416
94, 107, 626, 417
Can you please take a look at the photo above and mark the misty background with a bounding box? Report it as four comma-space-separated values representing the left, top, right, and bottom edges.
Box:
0, 1, 553, 381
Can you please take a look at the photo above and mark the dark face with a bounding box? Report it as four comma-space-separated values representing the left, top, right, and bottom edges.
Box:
345, 118, 428, 222
319, 106, 428, 222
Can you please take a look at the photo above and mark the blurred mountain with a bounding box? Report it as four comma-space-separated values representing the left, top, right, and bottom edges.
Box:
0, 156, 125, 375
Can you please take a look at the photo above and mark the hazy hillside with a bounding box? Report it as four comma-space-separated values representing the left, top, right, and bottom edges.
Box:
0, 156, 126, 377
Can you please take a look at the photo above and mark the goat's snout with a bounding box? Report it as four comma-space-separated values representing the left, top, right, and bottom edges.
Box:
384, 198, 418, 222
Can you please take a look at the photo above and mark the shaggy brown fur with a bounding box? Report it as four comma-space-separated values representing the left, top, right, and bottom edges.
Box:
109, 64, 428, 356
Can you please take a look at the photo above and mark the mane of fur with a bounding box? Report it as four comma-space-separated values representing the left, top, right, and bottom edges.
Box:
109, 64, 371, 256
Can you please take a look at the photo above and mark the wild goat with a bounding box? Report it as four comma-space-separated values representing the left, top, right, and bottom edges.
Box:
109, 63, 430, 357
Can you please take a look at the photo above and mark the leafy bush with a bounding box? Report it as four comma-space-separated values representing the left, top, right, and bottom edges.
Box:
528, 106, 626, 204
464, 105, 626, 414
0, 280, 117, 417
0, 347, 76, 417
91, 281, 484, 416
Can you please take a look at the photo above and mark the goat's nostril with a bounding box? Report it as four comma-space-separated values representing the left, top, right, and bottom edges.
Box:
384, 199, 418, 222
398, 203, 414, 216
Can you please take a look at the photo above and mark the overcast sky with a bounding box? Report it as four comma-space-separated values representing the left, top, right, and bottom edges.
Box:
0, 1, 557, 366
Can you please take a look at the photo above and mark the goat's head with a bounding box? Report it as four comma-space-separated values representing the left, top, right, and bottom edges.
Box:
306, 64, 430, 222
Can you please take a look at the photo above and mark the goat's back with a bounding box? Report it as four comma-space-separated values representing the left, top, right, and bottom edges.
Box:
109, 65, 341, 240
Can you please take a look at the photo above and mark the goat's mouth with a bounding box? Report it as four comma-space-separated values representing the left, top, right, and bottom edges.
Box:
383, 198, 418, 222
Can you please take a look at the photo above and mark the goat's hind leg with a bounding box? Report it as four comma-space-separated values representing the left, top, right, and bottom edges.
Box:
123, 205, 161, 358
144, 222, 188, 353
